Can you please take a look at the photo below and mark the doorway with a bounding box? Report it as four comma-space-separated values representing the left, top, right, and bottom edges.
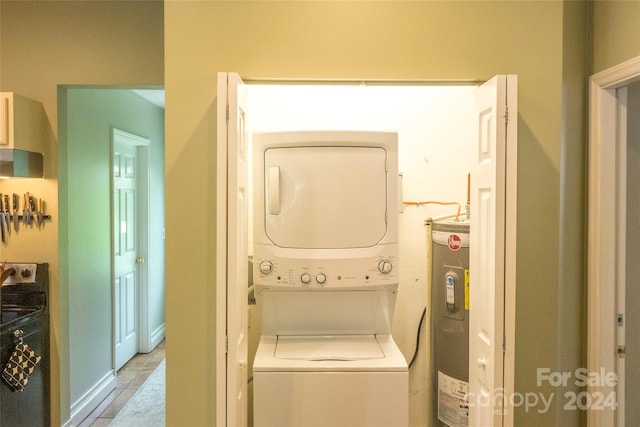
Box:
112, 128, 150, 370
624, 81, 640, 426
588, 56, 640, 427
248, 83, 476, 426
218, 74, 517, 427
59, 87, 166, 424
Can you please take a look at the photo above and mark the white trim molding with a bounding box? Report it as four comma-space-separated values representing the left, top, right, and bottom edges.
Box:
592, 56, 640, 88
588, 56, 640, 427
68, 370, 116, 426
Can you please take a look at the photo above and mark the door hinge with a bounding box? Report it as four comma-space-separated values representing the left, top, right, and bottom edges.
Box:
618, 313, 624, 327
504, 106, 509, 125
225, 335, 229, 354
502, 335, 506, 353
226, 104, 230, 123
617, 345, 626, 359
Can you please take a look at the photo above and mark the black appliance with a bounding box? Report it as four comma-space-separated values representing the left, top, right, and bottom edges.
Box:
0, 263, 50, 426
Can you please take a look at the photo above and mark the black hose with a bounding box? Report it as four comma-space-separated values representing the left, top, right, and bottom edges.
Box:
408, 306, 427, 369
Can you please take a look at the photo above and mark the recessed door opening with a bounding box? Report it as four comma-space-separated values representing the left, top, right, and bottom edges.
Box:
246, 83, 475, 426
588, 56, 640, 427
218, 75, 516, 427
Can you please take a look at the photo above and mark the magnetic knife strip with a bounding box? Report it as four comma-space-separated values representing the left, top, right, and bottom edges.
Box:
0, 192, 52, 243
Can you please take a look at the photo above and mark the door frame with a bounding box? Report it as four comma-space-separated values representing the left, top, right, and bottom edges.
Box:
111, 128, 151, 360
588, 55, 640, 427
216, 76, 517, 427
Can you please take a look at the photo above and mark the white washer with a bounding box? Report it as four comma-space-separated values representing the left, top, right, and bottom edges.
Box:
254, 334, 408, 427
252, 131, 408, 427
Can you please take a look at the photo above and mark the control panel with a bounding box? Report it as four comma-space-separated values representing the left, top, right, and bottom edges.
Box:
1, 263, 38, 285
253, 253, 398, 289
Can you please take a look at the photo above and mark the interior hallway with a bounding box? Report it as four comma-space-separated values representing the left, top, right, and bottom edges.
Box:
79, 341, 165, 426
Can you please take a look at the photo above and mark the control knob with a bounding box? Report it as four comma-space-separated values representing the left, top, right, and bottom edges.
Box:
258, 261, 273, 275
300, 273, 311, 284
378, 260, 393, 274
316, 273, 327, 284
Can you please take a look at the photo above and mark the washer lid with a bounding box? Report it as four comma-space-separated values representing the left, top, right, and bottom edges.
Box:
275, 335, 385, 361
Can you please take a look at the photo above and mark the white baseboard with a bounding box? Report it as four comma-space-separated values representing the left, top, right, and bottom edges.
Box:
68, 370, 116, 426
150, 322, 165, 350
138, 322, 165, 353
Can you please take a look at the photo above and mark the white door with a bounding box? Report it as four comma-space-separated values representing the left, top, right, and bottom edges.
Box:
216, 72, 249, 427
469, 75, 517, 426
113, 137, 139, 370
113, 128, 150, 371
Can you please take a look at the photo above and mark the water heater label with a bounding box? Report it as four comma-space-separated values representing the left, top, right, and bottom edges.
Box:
464, 269, 470, 310
438, 371, 469, 427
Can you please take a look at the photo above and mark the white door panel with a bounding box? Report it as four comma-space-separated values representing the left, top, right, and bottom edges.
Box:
217, 72, 249, 427
114, 141, 139, 370
469, 75, 517, 425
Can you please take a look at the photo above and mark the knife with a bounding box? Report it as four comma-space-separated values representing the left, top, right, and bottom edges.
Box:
23, 193, 29, 225
12, 194, 19, 232
3, 194, 10, 235
0, 195, 5, 243
29, 195, 37, 226
37, 198, 44, 228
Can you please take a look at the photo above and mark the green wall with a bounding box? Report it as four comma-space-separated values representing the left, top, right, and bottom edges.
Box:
59, 87, 165, 414
164, 1, 585, 425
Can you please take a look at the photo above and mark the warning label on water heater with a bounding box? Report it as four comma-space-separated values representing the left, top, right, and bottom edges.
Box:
438, 371, 469, 427
464, 269, 470, 310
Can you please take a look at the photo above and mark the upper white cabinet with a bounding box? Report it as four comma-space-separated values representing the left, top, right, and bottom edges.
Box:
0, 92, 46, 153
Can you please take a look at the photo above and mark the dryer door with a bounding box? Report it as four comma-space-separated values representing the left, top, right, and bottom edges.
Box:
263, 145, 387, 249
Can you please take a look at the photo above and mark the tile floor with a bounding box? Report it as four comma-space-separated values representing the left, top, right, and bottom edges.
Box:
79, 340, 166, 427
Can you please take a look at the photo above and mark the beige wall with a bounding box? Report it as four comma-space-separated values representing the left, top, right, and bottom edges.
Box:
592, 0, 640, 74
165, 1, 586, 425
557, 2, 589, 425
0, 1, 163, 424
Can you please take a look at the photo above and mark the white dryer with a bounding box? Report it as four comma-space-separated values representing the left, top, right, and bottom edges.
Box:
252, 131, 408, 427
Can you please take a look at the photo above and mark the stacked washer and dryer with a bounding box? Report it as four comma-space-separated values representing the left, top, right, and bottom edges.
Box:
251, 131, 408, 427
